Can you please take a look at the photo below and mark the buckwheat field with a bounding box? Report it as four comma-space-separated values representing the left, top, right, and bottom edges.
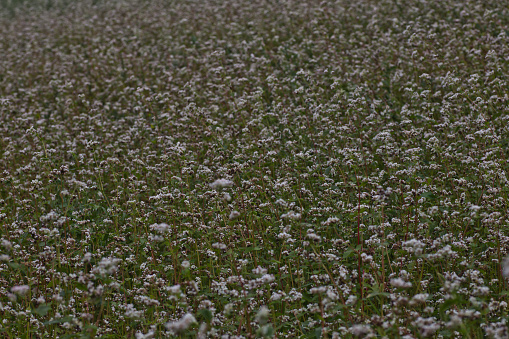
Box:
1, 0, 509, 337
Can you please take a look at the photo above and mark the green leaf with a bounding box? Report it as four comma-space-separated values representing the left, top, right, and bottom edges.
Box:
7, 262, 20, 270
7, 262, 27, 274
75, 282, 88, 291
33, 304, 52, 317
439, 297, 463, 317
44, 316, 73, 325
198, 308, 213, 323
305, 327, 322, 339
367, 291, 390, 299
56, 266, 69, 274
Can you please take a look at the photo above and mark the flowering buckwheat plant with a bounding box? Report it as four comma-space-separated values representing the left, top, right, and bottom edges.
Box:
0, 0, 508, 337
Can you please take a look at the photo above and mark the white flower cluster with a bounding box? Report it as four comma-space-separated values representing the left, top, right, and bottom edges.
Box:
92, 257, 121, 276
209, 179, 234, 190
165, 314, 197, 334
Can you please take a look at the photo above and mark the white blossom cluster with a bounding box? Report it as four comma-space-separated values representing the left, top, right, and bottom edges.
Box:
0, 0, 508, 337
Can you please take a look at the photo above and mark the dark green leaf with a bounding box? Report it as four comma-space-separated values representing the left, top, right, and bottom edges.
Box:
33, 304, 52, 317
44, 316, 73, 325
198, 309, 213, 323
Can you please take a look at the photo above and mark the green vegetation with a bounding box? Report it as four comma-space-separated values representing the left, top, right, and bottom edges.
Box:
0, 0, 508, 337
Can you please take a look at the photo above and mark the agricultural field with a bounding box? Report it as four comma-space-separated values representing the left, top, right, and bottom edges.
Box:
0, 0, 508, 337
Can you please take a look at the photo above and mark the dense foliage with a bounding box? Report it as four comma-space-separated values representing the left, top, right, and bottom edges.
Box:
1, 0, 508, 337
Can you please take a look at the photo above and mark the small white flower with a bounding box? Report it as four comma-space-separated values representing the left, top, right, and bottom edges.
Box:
11, 285, 30, 296
346, 295, 357, 305
26, 126, 36, 136
403, 238, 426, 255
281, 210, 301, 220
446, 315, 463, 329
502, 256, 509, 279
135, 330, 155, 339
229, 210, 240, 220
350, 324, 374, 338
270, 291, 284, 301
7, 293, 16, 302
390, 278, 412, 288
126, 304, 143, 319
150, 223, 171, 234
83, 252, 92, 262
209, 179, 233, 189
1, 239, 12, 250
252, 266, 268, 275
410, 293, 429, 306
255, 306, 270, 323
412, 316, 440, 337
92, 257, 120, 276
212, 242, 227, 250
224, 303, 234, 315
165, 313, 197, 334
260, 274, 275, 284
306, 232, 321, 241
